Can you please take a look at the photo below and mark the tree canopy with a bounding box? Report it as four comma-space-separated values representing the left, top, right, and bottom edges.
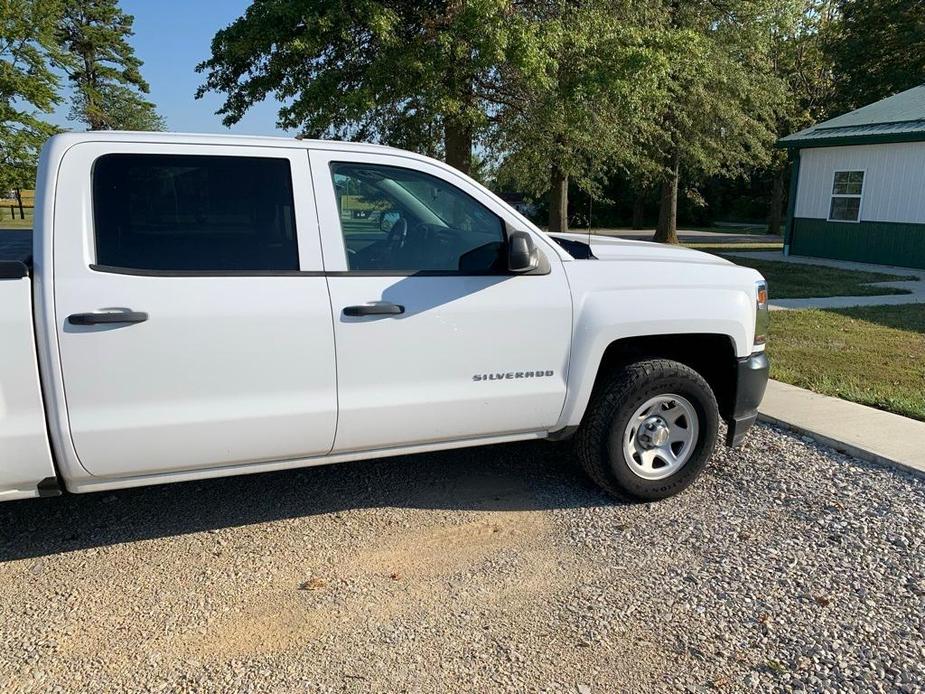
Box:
649, 0, 786, 242
2, 0, 923, 235
198, 0, 671, 231
0, 0, 63, 193
829, 0, 925, 113
761, 0, 838, 235
197, 0, 526, 173
57, 0, 164, 130
491, 1, 670, 232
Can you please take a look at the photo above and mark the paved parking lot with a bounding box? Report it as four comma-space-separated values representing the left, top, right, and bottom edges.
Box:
1, 424, 922, 693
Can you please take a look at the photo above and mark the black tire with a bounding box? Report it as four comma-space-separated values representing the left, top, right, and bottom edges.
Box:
575, 359, 719, 502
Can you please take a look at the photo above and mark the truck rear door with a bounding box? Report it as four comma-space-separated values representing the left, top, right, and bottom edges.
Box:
51, 142, 337, 479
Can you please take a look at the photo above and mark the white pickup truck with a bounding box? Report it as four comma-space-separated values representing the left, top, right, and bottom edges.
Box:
1, 132, 769, 504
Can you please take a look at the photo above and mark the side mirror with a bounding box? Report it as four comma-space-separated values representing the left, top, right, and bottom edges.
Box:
507, 230, 538, 272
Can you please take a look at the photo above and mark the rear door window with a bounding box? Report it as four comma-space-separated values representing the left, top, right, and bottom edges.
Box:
92, 154, 298, 272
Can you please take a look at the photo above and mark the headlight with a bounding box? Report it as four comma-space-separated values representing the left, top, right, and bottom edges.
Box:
754, 279, 769, 346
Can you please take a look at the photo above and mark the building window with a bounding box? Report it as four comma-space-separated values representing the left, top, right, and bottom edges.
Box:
828, 171, 864, 222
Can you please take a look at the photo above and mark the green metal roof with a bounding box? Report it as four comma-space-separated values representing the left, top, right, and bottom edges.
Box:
779, 84, 925, 148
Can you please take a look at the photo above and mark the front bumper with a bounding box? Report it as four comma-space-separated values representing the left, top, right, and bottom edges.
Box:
725, 351, 769, 447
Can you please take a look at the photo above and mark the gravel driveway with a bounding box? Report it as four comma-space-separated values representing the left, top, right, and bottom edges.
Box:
1, 424, 923, 693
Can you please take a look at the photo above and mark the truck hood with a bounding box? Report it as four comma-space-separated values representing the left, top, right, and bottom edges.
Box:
547, 232, 733, 267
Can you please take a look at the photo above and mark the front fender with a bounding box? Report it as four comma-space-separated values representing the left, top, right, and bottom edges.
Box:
556, 282, 756, 430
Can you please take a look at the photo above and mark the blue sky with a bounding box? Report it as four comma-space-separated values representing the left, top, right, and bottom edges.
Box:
51, 0, 289, 135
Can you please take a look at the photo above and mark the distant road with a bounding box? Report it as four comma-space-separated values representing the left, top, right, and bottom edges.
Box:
591, 227, 783, 245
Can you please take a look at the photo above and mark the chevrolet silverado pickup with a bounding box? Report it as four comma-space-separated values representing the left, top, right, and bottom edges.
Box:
0, 132, 769, 503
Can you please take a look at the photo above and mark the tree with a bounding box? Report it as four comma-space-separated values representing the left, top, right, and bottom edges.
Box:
197, 0, 523, 174
763, 0, 924, 236
491, 1, 669, 233
0, 0, 63, 194
765, 0, 838, 235
829, 0, 925, 112
57, 0, 164, 130
650, 1, 786, 244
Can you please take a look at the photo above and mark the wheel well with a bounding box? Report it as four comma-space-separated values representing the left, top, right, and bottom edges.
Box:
591, 334, 738, 420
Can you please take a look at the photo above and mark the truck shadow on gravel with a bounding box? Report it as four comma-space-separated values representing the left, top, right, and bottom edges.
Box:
0, 441, 616, 562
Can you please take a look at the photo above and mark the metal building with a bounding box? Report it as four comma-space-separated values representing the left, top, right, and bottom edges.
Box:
779, 84, 925, 269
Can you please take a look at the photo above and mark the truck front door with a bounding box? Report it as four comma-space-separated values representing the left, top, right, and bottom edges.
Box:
310, 149, 572, 453
52, 143, 337, 478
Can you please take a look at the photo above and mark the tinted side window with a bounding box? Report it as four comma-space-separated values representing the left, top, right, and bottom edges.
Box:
93, 154, 298, 272
331, 163, 505, 273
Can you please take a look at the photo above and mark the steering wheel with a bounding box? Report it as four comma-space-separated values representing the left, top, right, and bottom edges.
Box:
386, 216, 409, 248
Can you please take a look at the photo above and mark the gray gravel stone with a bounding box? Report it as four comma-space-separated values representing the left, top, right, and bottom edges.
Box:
0, 424, 922, 692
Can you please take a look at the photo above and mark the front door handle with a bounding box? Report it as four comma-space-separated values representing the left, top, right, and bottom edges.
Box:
68, 311, 149, 326
343, 303, 405, 317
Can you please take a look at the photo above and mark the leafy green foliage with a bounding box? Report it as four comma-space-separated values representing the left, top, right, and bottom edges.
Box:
0, 0, 63, 192
492, 1, 670, 228
760, 0, 838, 235
661, 2, 786, 184
196, 0, 525, 169
829, 0, 925, 112
58, 0, 164, 130
772, 0, 839, 133
197, 0, 800, 235
648, 0, 790, 242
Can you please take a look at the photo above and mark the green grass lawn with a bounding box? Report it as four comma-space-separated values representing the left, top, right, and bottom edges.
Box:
768, 305, 925, 421
0, 219, 33, 229
721, 255, 915, 299
687, 224, 770, 235
0, 208, 34, 229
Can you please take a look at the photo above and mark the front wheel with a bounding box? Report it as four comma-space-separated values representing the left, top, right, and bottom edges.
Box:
575, 359, 719, 502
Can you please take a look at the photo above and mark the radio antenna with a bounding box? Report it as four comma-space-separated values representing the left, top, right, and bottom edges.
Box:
588, 194, 592, 248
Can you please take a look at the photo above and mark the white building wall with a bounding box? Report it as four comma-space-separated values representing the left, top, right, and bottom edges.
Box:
794, 142, 925, 223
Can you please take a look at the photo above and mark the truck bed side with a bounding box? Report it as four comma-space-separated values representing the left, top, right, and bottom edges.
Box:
0, 262, 58, 500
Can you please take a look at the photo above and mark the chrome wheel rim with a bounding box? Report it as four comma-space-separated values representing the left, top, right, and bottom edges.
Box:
622, 394, 699, 481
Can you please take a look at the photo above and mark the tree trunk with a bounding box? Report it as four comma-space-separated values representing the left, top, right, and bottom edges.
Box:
548, 165, 568, 233
631, 189, 646, 230
14, 188, 24, 220
444, 118, 472, 175
653, 157, 680, 244
767, 168, 785, 236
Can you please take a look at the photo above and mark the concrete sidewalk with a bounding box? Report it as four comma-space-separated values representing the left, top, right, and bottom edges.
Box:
758, 380, 925, 475
769, 294, 925, 310
725, 251, 923, 277
723, 251, 925, 310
